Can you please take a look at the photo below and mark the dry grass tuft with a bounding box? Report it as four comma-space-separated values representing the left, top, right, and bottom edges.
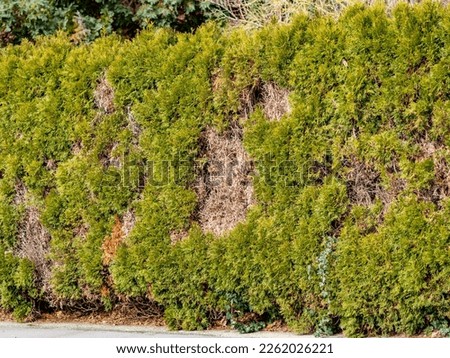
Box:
194, 124, 255, 236
261, 82, 291, 121
94, 75, 115, 114
14, 182, 53, 297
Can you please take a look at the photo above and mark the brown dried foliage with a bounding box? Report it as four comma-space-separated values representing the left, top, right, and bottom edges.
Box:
14, 182, 53, 297
345, 138, 450, 212
261, 82, 291, 121
71, 140, 83, 156
99, 141, 122, 169
121, 209, 136, 238
239, 81, 261, 119
170, 229, 189, 245
102, 216, 124, 266
194, 125, 255, 236
111, 297, 164, 321
345, 156, 405, 212
415, 140, 450, 204
345, 157, 383, 207
126, 105, 142, 141
102, 211, 135, 265
94, 75, 115, 114
41, 296, 164, 324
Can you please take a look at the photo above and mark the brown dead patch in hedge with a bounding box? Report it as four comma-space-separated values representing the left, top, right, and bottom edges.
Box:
14, 181, 53, 298
102, 211, 135, 266
94, 75, 115, 114
212, 69, 291, 122
102, 216, 124, 266
194, 124, 255, 236
415, 140, 450, 204
261, 82, 291, 121
344, 156, 405, 213
239, 81, 291, 121
99, 141, 122, 169
239, 80, 262, 120
170, 229, 189, 245
345, 157, 384, 207
126, 105, 142, 142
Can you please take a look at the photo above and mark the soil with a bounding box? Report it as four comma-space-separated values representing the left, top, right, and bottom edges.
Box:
0, 308, 164, 327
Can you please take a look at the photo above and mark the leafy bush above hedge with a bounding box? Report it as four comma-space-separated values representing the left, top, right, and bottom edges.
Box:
1, 2, 449, 336
0, 0, 211, 46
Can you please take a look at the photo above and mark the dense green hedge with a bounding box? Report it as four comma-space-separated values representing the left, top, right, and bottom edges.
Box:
1, 2, 450, 336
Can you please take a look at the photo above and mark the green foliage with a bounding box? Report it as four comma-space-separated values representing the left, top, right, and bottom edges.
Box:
0, 0, 73, 44
0, 0, 212, 47
1, 2, 450, 337
135, 0, 211, 32
0, 247, 38, 319
0, 0, 131, 45
334, 198, 450, 336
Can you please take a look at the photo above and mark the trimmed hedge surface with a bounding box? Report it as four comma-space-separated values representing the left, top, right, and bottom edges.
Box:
1, 2, 449, 336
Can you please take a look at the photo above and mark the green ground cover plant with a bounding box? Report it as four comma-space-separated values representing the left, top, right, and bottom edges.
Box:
0, 2, 449, 336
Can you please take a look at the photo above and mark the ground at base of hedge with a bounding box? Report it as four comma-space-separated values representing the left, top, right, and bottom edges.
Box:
0, 308, 290, 332
1, 309, 446, 337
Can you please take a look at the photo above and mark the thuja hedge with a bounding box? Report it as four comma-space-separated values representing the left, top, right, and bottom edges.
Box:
1, 2, 450, 336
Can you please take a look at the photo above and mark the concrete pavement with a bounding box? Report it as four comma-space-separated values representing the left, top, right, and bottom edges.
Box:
0, 322, 306, 338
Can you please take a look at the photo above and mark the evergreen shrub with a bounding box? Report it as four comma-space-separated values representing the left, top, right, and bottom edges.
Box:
0, 2, 449, 336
